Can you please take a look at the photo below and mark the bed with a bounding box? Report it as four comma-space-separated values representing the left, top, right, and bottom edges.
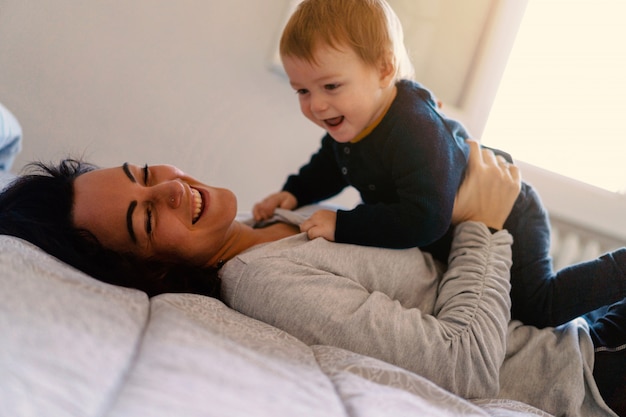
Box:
0, 163, 559, 417
0, 228, 556, 417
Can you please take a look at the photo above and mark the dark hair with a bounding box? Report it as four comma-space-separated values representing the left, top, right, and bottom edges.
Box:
0, 159, 220, 298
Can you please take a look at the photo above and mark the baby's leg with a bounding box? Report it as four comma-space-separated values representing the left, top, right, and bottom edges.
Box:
593, 346, 626, 416
506, 183, 626, 327
589, 298, 626, 416
589, 297, 626, 348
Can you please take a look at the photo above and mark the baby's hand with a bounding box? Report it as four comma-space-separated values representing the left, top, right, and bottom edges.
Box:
300, 209, 337, 241
252, 191, 297, 221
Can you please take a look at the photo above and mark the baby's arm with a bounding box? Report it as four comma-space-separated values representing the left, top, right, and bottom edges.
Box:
252, 191, 297, 222
299, 209, 337, 241
253, 136, 346, 222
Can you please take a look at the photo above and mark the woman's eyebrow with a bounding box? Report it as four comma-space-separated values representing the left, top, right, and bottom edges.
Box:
122, 162, 137, 183
121, 163, 138, 243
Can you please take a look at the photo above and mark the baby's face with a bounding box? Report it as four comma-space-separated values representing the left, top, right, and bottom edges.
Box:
282, 44, 396, 143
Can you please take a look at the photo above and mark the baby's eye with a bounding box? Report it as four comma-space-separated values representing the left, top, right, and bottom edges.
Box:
295, 88, 309, 95
324, 83, 340, 91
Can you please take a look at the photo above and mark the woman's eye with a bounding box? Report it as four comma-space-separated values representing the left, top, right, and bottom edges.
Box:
142, 163, 150, 185
145, 208, 153, 236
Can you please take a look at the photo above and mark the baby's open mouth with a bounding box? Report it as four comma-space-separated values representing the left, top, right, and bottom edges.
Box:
191, 188, 204, 224
324, 116, 344, 127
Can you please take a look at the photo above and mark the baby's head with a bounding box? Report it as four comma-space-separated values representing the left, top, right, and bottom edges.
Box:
280, 0, 414, 82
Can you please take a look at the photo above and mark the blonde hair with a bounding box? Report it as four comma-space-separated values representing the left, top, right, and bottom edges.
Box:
280, 0, 415, 81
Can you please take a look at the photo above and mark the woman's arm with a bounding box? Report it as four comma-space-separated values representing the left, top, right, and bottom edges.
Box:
224, 223, 512, 398
222, 140, 521, 398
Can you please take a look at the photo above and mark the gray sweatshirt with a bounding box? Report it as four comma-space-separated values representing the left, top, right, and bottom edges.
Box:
221, 212, 616, 416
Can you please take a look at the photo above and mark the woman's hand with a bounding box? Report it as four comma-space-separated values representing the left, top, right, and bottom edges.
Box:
452, 140, 521, 230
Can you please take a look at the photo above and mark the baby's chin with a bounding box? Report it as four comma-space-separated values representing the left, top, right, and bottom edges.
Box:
326, 130, 356, 144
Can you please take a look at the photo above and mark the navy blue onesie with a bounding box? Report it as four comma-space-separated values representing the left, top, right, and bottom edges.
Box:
283, 79, 626, 328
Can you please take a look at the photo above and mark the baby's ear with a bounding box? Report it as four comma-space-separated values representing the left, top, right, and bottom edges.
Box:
378, 53, 396, 86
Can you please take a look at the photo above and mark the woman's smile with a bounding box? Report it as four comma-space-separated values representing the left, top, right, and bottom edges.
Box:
191, 187, 205, 224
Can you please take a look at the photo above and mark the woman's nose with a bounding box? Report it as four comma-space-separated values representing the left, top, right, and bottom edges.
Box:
151, 180, 184, 208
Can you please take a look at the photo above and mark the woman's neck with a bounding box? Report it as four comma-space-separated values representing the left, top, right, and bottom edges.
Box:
208, 221, 299, 268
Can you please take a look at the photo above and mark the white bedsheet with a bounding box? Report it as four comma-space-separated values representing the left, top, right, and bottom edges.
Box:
0, 235, 552, 416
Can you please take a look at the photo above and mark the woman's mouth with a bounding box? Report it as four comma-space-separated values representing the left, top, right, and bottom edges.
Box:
324, 116, 344, 128
191, 188, 205, 224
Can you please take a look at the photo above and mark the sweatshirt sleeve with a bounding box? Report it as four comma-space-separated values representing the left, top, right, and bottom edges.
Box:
428, 222, 513, 397
222, 222, 512, 399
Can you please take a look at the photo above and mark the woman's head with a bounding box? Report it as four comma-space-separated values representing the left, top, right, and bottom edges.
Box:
280, 0, 414, 82
0, 160, 226, 297
0, 159, 99, 273
72, 163, 238, 267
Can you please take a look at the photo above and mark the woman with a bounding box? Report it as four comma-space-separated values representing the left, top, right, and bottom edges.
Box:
0, 141, 623, 416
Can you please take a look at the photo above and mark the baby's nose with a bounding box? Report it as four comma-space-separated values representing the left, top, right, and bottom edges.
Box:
310, 95, 327, 113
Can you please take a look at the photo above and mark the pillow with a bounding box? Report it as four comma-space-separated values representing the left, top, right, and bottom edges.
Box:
0, 170, 15, 191
0, 102, 22, 172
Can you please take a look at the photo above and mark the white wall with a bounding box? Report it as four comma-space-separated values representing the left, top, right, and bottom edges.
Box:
0, 0, 345, 210
1, 0, 528, 214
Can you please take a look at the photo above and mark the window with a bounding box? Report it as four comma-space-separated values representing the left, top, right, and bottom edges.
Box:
482, 0, 626, 195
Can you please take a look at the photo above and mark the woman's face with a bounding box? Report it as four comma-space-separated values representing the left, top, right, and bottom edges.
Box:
72, 163, 237, 267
